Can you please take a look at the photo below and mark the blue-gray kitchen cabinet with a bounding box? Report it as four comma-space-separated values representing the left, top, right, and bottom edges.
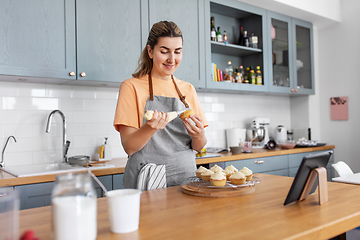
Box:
92, 175, 112, 198
225, 155, 289, 176
15, 182, 55, 210
112, 174, 124, 190
0, 0, 76, 82
204, 0, 269, 93
266, 11, 314, 95
0, 0, 142, 85
144, 0, 206, 89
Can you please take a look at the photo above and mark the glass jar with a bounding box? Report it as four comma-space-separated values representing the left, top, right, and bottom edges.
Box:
51, 172, 97, 240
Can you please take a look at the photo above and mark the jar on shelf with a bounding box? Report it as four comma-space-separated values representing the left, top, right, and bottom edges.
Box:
52, 172, 97, 240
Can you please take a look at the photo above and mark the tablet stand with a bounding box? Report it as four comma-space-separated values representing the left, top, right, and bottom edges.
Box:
299, 167, 328, 205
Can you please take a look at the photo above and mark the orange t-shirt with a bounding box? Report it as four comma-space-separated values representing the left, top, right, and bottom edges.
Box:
113, 75, 208, 131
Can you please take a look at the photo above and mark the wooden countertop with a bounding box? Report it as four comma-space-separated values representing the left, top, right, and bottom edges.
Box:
0, 145, 334, 187
19, 173, 360, 240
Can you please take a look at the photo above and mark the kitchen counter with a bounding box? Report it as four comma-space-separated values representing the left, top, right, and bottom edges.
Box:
19, 173, 359, 240
0, 145, 334, 187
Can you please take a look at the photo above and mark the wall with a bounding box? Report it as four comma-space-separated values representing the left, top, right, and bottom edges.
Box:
317, 0, 360, 172
0, 81, 291, 167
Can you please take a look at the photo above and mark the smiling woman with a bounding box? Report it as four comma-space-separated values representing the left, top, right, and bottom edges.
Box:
113, 21, 208, 189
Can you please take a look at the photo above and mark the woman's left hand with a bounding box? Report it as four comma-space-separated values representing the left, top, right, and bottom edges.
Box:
183, 114, 205, 139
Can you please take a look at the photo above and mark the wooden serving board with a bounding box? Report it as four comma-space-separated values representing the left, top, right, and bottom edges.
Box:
181, 184, 255, 197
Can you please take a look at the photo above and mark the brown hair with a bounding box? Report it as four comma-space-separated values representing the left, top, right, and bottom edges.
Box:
132, 21, 183, 78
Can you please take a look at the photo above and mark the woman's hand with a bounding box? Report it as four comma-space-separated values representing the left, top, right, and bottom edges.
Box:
145, 110, 169, 130
182, 114, 207, 152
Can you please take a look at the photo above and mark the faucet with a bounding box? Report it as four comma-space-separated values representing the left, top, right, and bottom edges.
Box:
1, 135, 17, 168
46, 110, 70, 163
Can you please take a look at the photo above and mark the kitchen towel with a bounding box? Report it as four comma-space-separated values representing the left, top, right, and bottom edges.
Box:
137, 163, 167, 191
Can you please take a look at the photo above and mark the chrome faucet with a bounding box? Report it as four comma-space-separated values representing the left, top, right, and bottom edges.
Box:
46, 110, 70, 163
1, 135, 17, 168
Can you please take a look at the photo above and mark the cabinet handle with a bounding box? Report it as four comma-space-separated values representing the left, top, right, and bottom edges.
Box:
291, 89, 294, 92
69, 71, 75, 76
80, 72, 86, 77
255, 160, 264, 164
295, 89, 298, 92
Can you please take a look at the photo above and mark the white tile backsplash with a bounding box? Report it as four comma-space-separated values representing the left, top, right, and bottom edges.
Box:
0, 82, 291, 166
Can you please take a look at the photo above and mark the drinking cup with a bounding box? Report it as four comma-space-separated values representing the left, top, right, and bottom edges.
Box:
106, 189, 142, 233
0, 188, 19, 240
242, 141, 252, 153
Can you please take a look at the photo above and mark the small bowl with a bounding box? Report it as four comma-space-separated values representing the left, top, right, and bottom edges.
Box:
230, 146, 242, 154
278, 141, 296, 149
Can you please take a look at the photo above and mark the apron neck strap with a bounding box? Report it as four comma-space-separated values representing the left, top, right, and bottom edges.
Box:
148, 74, 189, 108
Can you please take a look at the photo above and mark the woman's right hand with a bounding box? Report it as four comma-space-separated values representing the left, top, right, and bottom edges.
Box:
145, 110, 169, 130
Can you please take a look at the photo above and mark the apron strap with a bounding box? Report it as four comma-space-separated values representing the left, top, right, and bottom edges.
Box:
148, 73, 154, 101
171, 75, 189, 108
148, 74, 189, 108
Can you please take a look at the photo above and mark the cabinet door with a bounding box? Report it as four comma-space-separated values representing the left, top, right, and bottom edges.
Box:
0, 0, 76, 80
146, 0, 206, 88
92, 175, 112, 198
267, 11, 294, 94
76, 0, 142, 83
112, 174, 124, 190
291, 19, 314, 95
15, 182, 55, 210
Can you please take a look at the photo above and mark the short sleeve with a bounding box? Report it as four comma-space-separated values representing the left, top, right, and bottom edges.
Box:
113, 81, 141, 131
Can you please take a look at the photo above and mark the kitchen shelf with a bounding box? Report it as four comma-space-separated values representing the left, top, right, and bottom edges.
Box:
211, 41, 262, 57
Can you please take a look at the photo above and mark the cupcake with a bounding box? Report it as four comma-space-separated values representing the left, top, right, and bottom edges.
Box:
240, 167, 253, 181
225, 165, 238, 172
210, 164, 223, 173
201, 169, 214, 181
196, 166, 208, 178
210, 172, 226, 187
229, 171, 246, 185
179, 109, 195, 120
223, 169, 235, 180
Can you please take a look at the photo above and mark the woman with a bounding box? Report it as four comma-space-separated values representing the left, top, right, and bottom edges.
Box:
113, 21, 207, 189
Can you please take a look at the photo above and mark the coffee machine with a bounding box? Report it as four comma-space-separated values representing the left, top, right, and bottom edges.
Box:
250, 117, 270, 148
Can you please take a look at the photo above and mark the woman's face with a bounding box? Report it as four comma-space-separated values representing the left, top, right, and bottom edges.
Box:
147, 37, 183, 80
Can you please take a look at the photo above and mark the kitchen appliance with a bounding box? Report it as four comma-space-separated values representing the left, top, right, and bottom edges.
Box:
250, 117, 270, 148
226, 128, 246, 148
274, 125, 287, 144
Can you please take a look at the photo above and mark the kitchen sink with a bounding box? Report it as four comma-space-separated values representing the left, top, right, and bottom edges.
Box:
1, 162, 115, 177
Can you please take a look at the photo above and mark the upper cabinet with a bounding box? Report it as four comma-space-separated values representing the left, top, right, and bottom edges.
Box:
0, 0, 76, 82
267, 11, 314, 95
0, 0, 142, 85
205, 0, 268, 92
144, 0, 206, 88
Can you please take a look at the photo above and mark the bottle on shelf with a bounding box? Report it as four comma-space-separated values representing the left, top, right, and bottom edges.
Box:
248, 66, 256, 84
238, 25, 244, 46
216, 27, 222, 42
223, 30, 228, 45
250, 32, 258, 48
225, 61, 233, 82
244, 67, 250, 84
256, 66, 262, 85
243, 31, 250, 47
210, 17, 216, 41
234, 67, 239, 83
239, 65, 245, 83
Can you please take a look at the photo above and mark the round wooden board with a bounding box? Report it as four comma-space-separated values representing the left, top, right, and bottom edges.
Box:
181, 184, 255, 197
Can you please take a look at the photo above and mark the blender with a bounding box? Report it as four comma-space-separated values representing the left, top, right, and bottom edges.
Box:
250, 117, 270, 148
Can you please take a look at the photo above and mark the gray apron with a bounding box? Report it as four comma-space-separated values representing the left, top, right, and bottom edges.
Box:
123, 76, 196, 188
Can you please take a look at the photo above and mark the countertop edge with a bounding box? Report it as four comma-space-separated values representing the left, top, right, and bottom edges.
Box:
0, 145, 334, 187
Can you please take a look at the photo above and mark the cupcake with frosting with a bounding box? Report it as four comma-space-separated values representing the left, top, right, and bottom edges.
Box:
240, 167, 253, 181
225, 165, 238, 172
229, 171, 246, 185
210, 164, 223, 173
201, 169, 214, 181
223, 169, 235, 180
196, 166, 208, 178
210, 172, 227, 187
